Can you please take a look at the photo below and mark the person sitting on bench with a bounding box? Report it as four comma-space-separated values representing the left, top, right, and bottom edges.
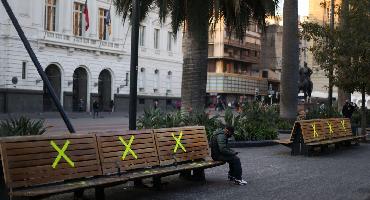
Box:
210, 126, 247, 185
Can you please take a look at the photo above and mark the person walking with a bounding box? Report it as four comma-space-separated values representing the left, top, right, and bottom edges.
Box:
93, 100, 99, 119
342, 100, 356, 119
210, 126, 247, 185
109, 100, 115, 113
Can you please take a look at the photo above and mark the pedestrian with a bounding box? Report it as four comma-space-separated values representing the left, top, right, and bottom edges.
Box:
154, 100, 159, 110
109, 100, 115, 113
93, 100, 99, 119
342, 100, 356, 119
210, 126, 247, 185
79, 99, 84, 112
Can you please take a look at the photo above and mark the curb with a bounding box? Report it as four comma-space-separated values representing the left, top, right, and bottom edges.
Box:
228, 140, 278, 148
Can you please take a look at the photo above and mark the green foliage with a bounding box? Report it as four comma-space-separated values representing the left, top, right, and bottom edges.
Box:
233, 103, 279, 141
305, 106, 342, 120
137, 109, 223, 138
0, 116, 46, 137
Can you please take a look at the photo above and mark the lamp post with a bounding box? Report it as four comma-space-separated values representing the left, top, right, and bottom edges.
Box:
128, 0, 140, 130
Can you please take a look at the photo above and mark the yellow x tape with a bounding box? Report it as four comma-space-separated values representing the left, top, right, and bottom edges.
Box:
340, 120, 347, 132
51, 140, 75, 169
118, 136, 138, 160
311, 123, 319, 138
327, 122, 334, 135
172, 131, 186, 153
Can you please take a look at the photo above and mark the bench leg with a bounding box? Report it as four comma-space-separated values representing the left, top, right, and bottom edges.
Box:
179, 170, 192, 180
192, 169, 206, 182
153, 176, 162, 191
95, 187, 105, 200
73, 189, 84, 200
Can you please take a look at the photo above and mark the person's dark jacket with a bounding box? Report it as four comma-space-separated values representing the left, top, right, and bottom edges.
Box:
211, 129, 237, 160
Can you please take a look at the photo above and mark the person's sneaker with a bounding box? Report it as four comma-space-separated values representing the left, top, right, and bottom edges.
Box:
234, 179, 248, 185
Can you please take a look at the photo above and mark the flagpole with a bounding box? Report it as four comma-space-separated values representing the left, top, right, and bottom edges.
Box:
129, 0, 140, 130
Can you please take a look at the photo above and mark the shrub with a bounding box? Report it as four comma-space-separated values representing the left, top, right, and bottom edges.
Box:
137, 109, 223, 138
0, 116, 46, 137
233, 103, 278, 141
305, 105, 342, 120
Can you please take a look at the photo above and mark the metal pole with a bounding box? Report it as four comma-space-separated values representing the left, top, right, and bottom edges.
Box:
129, 0, 140, 130
1, 0, 75, 133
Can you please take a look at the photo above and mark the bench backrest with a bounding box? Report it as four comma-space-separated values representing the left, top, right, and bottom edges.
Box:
95, 129, 159, 175
296, 118, 353, 143
0, 134, 102, 189
153, 126, 210, 166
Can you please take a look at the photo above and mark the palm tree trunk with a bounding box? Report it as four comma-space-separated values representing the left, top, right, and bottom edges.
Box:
181, 0, 209, 112
280, 0, 299, 120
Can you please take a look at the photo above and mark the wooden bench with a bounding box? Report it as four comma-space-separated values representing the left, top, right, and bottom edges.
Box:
0, 134, 119, 200
153, 126, 224, 180
0, 126, 224, 199
277, 118, 365, 155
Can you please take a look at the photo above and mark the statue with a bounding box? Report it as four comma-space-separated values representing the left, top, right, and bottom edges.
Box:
298, 62, 313, 102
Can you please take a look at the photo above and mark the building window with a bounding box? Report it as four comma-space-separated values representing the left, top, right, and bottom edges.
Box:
73, 2, 84, 36
167, 71, 172, 91
154, 29, 160, 49
98, 8, 111, 40
139, 25, 145, 46
139, 67, 145, 90
22, 61, 27, 79
44, 0, 57, 31
154, 69, 159, 90
167, 32, 173, 51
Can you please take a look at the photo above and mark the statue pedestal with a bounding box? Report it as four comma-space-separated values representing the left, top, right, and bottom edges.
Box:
297, 102, 315, 112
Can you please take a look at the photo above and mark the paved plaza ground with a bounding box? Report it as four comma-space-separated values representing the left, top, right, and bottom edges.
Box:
1, 115, 369, 200
2, 143, 366, 200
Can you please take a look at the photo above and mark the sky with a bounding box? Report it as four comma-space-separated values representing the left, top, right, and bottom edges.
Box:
277, 0, 309, 16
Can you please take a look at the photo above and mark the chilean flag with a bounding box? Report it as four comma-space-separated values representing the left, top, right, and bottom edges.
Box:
83, 0, 90, 31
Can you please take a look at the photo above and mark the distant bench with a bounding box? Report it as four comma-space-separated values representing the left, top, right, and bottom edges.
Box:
277, 118, 366, 155
0, 126, 224, 200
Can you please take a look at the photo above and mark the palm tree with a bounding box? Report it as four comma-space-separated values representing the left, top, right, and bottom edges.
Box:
114, 0, 277, 111
280, 0, 299, 120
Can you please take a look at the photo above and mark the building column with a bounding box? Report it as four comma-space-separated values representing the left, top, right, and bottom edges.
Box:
31, 0, 43, 30
89, 0, 97, 38
62, 0, 72, 34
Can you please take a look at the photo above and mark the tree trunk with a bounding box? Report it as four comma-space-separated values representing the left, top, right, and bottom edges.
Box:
338, 89, 350, 112
181, 0, 209, 112
280, 0, 299, 120
337, 0, 350, 112
361, 86, 367, 135
328, 0, 335, 107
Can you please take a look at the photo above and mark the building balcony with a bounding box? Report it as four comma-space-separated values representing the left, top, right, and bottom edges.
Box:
207, 72, 268, 95
223, 38, 260, 50
208, 54, 260, 64
38, 31, 125, 56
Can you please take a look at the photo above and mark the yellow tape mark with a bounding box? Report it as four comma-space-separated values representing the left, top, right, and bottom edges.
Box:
327, 122, 334, 135
311, 123, 319, 138
172, 131, 186, 153
51, 140, 75, 169
340, 120, 347, 132
119, 135, 138, 160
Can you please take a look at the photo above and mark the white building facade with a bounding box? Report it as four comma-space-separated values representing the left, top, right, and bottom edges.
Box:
0, 0, 183, 113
